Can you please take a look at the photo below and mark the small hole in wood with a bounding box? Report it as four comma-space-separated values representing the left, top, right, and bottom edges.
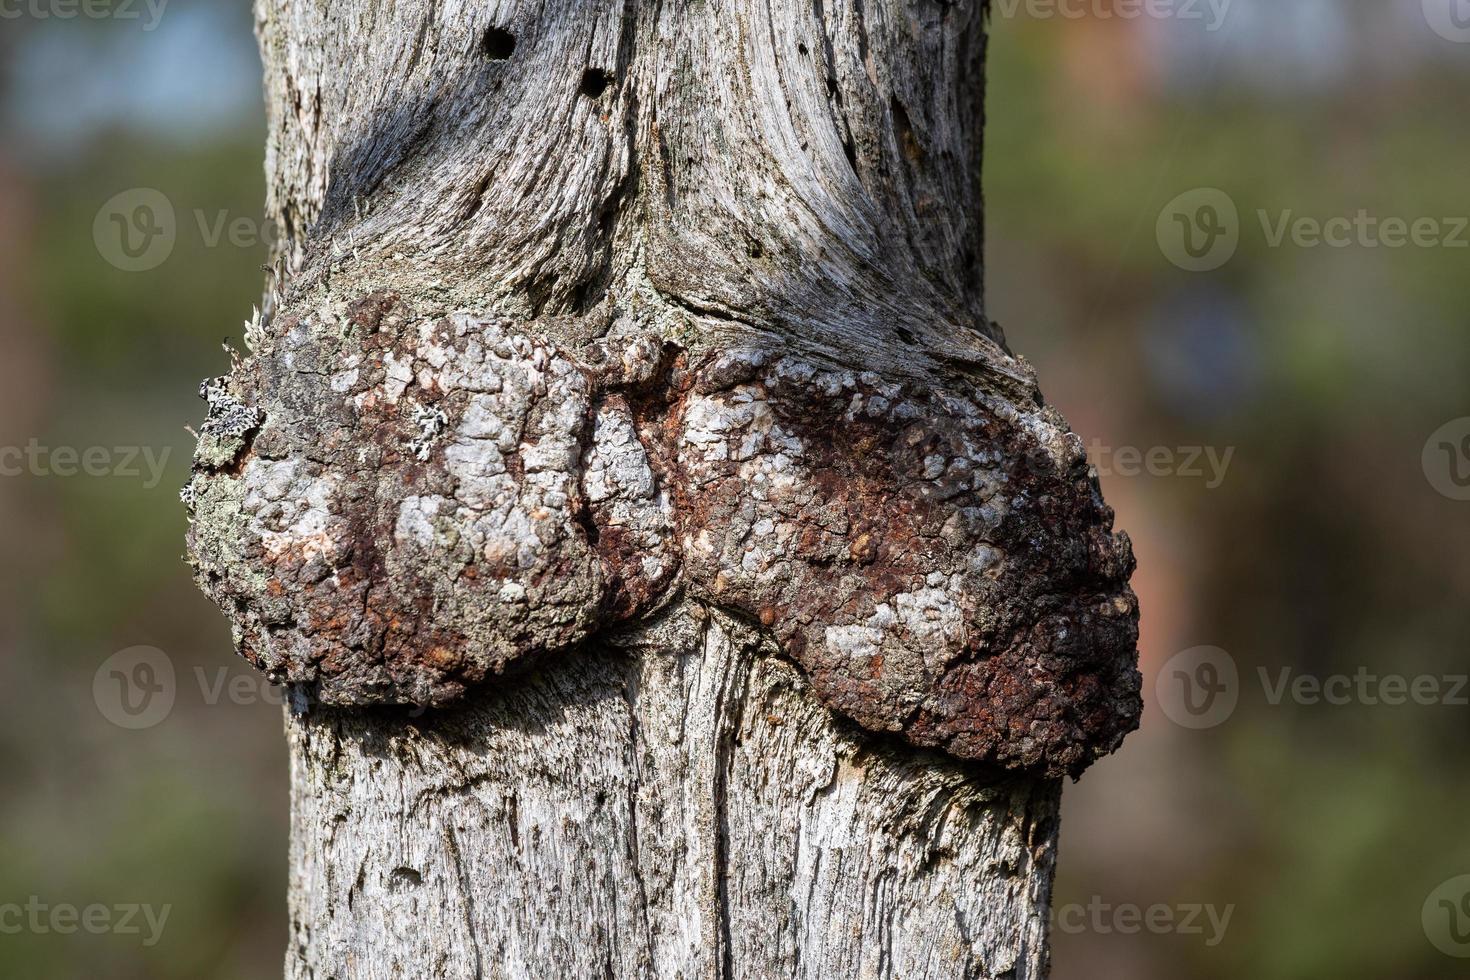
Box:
890, 96, 924, 163
580, 68, 611, 99
482, 27, 515, 60
389, 867, 423, 888
894, 327, 917, 346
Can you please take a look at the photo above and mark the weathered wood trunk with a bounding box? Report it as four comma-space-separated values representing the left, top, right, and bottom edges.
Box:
287, 611, 1062, 978
182, 0, 1141, 974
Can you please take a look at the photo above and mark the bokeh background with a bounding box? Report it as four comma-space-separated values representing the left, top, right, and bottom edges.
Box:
1, 1, 1467, 977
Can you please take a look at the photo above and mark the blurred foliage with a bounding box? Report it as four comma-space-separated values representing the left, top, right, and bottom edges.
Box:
0, 7, 286, 980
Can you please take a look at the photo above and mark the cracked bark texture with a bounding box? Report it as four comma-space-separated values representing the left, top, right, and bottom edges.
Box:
184, 0, 1141, 973
288, 610, 1061, 980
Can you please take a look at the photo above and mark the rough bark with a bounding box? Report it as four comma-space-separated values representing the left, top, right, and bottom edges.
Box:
288, 609, 1061, 979
182, 0, 1141, 974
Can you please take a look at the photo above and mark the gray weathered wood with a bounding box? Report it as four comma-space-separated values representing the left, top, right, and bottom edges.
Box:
286, 609, 1061, 979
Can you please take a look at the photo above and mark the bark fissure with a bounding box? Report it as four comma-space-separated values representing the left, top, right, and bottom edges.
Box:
620, 667, 657, 969
443, 825, 486, 980
712, 630, 752, 980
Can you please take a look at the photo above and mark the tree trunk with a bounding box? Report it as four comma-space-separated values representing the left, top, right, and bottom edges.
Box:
184, 0, 1141, 975
287, 611, 1061, 979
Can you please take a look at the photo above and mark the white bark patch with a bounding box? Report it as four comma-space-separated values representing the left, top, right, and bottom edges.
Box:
584, 404, 675, 584
240, 458, 343, 565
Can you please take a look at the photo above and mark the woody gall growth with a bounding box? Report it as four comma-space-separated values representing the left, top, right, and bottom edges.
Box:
185, 292, 1140, 779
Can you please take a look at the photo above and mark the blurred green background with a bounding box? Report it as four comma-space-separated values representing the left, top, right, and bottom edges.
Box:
0, 1, 1467, 977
